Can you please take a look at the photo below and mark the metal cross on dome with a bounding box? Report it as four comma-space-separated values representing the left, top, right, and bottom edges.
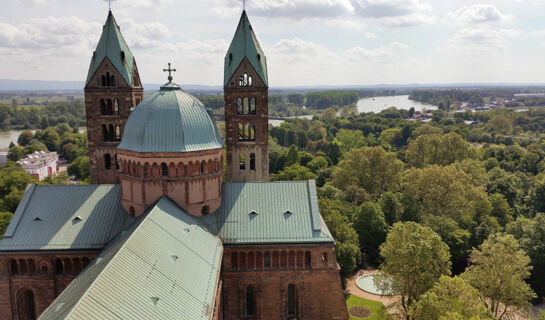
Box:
163, 63, 177, 82
104, 0, 116, 11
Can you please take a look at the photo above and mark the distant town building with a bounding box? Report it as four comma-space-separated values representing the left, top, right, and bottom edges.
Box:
17, 151, 58, 180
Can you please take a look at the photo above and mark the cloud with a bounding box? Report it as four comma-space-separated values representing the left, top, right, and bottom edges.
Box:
449, 4, 513, 25
214, 0, 433, 27
117, 0, 174, 10
7, 0, 49, 6
528, 29, 545, 37
440, 27, 519, 57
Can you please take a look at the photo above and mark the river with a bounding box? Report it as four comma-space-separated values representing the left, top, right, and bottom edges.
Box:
357, 95, 437, 113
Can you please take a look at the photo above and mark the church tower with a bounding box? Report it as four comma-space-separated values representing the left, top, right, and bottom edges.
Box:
85, 11, 144, 184
224, 10, 269, 182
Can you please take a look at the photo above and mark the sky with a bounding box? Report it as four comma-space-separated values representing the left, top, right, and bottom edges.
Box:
1, 0, 545, 87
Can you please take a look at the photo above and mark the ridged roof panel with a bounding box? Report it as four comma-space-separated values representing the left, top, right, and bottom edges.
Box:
200, 181, 334, 244
118, 83, 224, 153
0, 185, 134, 251
40, 197, 223, 320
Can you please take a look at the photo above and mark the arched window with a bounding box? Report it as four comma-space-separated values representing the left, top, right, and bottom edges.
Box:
106, 99, 113, 115
202, 206, 209, 216
321, 252, 328, 262
27, 260, 36, 275
64, 258, 72, 274
55, 259, 63, 275
238, 75, 244, 87
305, 251, 311, 269
246, 285, 256, 316
17, 289, 36, 320
111, 75, 116, 86
248, 75, 253, 86
239, 153, 246, 170
238, 123, 246, 141
102, 124, 109, 142
250, 153, 256, 171
108, 124, 115, 141
115, 125, 121, 140
161, 163, 168, 177
106, 72, 111, 86
114, 99, 119, 115
201, 161, 206, 174
249, 124, 256, 141
237, 98, 243, 114
287, 284, 297, 317
264, 252, 271, 268
100, 99, 106, 115
231, 252, 238, 270
104, 154, 111, 170
297, 252, 304, 269
243, 97, 249, 114
101, 75, 106, 86
250, 97, 256, 114
10, 259, 18, 276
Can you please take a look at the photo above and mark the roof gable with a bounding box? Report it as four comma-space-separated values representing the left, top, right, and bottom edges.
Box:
86, 11, 136, 87
224, 10, 268, 87
40, 197, 223, 320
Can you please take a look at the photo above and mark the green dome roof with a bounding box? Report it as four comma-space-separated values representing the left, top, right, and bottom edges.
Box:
118, 82, 224, 153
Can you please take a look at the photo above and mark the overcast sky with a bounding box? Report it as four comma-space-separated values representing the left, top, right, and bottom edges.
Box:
1, 0, 544, 86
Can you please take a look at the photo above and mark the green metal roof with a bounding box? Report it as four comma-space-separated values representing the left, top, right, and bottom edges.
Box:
85, 11, 135, 87
118, 82, 224, 153
200, 180, 334, 245
0, 185, 134, 251
40, 197, 223, 320
224, 10, 268, 87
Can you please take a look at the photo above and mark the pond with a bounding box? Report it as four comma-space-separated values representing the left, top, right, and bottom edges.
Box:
356, 274, 398, 296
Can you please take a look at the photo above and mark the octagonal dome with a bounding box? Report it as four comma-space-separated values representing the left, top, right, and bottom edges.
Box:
118, 82, 224, 153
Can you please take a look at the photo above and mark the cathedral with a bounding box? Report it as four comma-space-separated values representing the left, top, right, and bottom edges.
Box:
0, 9, 349, 320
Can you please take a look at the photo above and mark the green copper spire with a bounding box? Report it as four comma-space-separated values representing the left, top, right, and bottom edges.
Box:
86, 11, 136, 87
224, 10, 268, 88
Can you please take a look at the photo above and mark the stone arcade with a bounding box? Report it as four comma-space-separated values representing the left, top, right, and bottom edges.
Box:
0, 9, 349, 320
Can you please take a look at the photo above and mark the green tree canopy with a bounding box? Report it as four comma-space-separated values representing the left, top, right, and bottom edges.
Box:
463, 233, 535, 319
377, 222, 451, 317
407, 133, 475, 168
354, 202, 388, 265
332, 147, 404, 199
409, 276, 493, 320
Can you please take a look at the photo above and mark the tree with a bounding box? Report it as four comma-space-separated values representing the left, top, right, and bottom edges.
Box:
287, 93, 304, 106
0, 162, 36, 213
0, 212, 13, 239
377, 222, 451, 317
306, 156, 328, 174
402, 165, 486, 220
379, 191, 403, 225
7, 146, 26, 161
488, 193, 513, 226
41, 129, 61, 151
409, 276, 493, 320
319, 199, 360, 277
285, 145, 299, 167
486, 115, 513, 135
407, 133, 475, 168
506, 214, 545, 298
17, 130, 34, 146
463, 234, 536, 319
334, 129, 366, 154
354, 202, 387, 265
332, 147, 404, 199
326, 143, 342, 165
527, 174, 545, 215
272, 164, 316, 181
486, 167, 523, 209
67, 156, 90, 180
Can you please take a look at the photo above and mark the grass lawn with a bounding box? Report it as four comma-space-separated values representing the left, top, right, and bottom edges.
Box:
346, 294, 392, 320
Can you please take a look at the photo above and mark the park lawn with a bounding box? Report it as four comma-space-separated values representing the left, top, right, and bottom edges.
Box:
346, 294, 392, 320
